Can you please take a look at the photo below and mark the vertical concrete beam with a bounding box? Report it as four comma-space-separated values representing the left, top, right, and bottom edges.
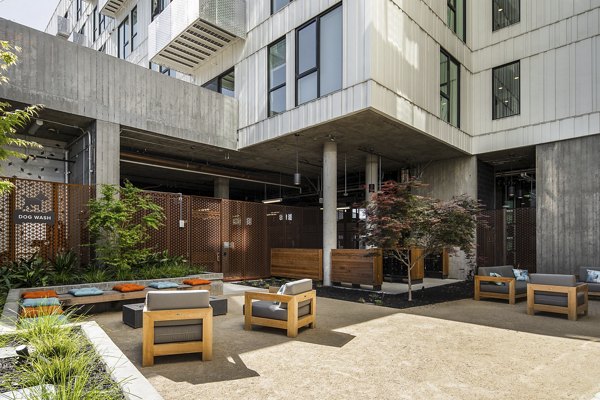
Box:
365, 154, 378, 201
94, 120, 120, 194
322, 141, 337, 286
214, 177, 230, 199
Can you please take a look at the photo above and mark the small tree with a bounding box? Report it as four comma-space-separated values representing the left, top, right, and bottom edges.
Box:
0, 41, 42, 194
362, 180, 480, 301
88, 181, 165, 280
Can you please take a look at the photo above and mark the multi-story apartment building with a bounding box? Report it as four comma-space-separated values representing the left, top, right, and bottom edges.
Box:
1, 0, 599, 281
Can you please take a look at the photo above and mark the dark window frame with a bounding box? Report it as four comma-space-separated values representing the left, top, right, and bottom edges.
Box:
493, 0, 520, 31
131, 6, 138, 51
492, 60, 520, 120
440, 48, 461, 128
152, 0, 172, 21
93, 7, 106, 42
271, 0, 292, 15
202, 68, 235, 97
117, 16, 130, 59
447, 0, 466, 42
294, 2, 342, 107
76, 0, 83, 20
268, 36, 287, 117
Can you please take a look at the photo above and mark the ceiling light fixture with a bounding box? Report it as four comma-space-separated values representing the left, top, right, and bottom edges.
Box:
294, 134, 301, 186
262, 198, 283, 204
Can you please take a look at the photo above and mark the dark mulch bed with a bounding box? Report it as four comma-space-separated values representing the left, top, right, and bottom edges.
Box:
233, 278, 474, 309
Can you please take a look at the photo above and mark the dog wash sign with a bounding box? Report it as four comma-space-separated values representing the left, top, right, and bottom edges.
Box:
13, 192, 55, 225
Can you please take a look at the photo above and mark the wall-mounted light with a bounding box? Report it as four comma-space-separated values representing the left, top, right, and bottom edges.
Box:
262, 198, 283, 204
293, 134, 301, 185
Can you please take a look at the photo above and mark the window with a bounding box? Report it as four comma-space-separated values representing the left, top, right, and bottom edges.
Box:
152, 0, 171, 21
493, 0, 520, 31
268, 38, 286, 117
118, 17, 130, 59
272, 0, 291, 14
79, 23, 85, 35
493, 61, 520, 119
99, 44, 106, 53
447, 0, 465, 41
93, 7, 107, 41
202, 69, 235, 97
150, 62, 176, 77
76, 0, 83, 20
295, 4, 342, 106
440, 49, 460, 127
131, 6, 138, 51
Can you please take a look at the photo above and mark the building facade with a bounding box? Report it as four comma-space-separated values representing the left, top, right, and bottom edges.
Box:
0, 0, 598, 280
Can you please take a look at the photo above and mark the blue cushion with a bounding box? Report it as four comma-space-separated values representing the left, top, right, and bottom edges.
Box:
513, 269, 529, 282
22, 298, 61, 307
586, 269, 600, 283
148, 281, 179, 289
68, 288, 104, 297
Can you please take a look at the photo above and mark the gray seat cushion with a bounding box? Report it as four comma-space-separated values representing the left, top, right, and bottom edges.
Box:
244, 300, 310, 321
154, 324, 202, 344
477, 265, 514, 279
146, 290, 210, 310
480, 281, 527, 294
534, 292, 586, 307
530, 274, 576, 286
279, 279, 313, 309
586, 282, 600, 293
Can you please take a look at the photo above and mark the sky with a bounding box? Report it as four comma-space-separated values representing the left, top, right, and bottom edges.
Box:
0, 0, 61, 31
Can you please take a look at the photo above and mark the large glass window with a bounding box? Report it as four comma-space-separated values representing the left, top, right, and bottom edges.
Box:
150, 62, 176, 77
295, 4, 342, 106
76, 0, 83, 20
493, 0, 520, 31
272, 0, 291, 14
440, 50, 460, 127
93, 7, 107, 42
447, 0, 465, 41
493, 61, 520, 119
202, 69, 235, 97
118, 17, 130, 59
131, 6, 138, 51
152, 0, 172, 21
268, 38, 286, 117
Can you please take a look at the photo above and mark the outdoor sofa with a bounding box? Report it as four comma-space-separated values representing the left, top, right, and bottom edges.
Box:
474, 265, 527, 304
527, 273, 588, 321
578, 267, 600, 297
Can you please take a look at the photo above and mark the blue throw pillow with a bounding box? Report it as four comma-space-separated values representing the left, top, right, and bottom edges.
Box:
586, 269, 600, 283
22, 298, 61, 307
513, 268, 529, 282
148, 281, 179, 289
69, 288, 104, 297
489, 272, 505, 286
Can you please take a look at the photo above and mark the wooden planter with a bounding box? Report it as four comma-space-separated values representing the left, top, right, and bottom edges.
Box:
270, 248, 323, 280
331, 249, 383, 290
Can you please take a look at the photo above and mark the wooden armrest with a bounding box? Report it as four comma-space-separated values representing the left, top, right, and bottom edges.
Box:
143, 306, 212, 321
245, 291, 293, 303
476, 276, 515, 283
528, 283, 578, 294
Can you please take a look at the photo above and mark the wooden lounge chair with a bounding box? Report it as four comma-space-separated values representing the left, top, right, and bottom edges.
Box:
527, 273, 588, 321
244, 279, 316, 338
142, 290, 213, 367
474, 265, 526, 304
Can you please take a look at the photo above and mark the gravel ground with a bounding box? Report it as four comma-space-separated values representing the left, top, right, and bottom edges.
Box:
94, 293, 600, 400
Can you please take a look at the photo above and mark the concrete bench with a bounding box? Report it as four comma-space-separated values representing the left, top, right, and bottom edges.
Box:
58, 285, 192, 307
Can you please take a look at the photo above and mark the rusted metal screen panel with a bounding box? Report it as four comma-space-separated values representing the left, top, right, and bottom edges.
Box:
0, 177, 92, 266
242, 201, 269, 279
189, 196, 221, 272
477, 208, 536, 272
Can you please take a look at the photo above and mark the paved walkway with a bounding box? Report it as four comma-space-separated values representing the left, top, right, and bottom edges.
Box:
93, 289, 600, 400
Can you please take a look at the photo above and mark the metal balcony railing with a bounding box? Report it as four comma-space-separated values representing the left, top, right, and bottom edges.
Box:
149, 0, 246, 74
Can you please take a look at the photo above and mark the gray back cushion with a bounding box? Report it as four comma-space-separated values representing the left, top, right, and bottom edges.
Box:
478, 265, 514, 278
146, 290, 210, 311
579, 267, 589, 282
529, 273, 576, 286
280, 279, 313, 309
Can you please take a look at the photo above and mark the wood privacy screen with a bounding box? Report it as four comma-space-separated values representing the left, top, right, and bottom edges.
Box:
331, 249, 383, 288
270, 248, 323, 280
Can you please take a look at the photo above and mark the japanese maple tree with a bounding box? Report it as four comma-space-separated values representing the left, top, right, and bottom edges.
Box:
362, 180, 480, 300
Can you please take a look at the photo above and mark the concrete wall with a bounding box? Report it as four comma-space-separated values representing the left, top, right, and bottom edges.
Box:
0, 18, 238, 150
94, 120, 120, 187
536, 134, 600, 274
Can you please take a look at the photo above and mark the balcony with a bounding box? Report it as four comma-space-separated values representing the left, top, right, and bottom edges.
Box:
56, 15, 71, 38
99, 0, 127, 18
149, 0, 246, 74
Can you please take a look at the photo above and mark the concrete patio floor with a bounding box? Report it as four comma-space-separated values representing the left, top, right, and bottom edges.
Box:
93, 288, 600, 400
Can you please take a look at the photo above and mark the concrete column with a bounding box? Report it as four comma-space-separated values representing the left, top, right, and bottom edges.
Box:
94, 120, 120, 195
365, 154, 378, 201
214, 177, 230, 199
322, 141, 337, 286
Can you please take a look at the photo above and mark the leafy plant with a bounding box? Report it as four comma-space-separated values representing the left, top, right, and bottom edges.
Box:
50, 250, 79, 274
0, 40, 42, 194
5, 253, 52, 288
362, 179, 480, 301
88, 181, 165, 280
81, 267, 113, 284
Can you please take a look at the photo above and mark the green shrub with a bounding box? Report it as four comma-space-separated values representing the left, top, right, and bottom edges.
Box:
50, 250, 79, 274
81, 267, 113, 284
5, 253, 52, 288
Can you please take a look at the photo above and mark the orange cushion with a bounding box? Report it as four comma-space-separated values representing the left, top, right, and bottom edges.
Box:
20, 305, 63, 318
183, 279, 212, 286
113, 283, 146, 292
22, 290, 59, 299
